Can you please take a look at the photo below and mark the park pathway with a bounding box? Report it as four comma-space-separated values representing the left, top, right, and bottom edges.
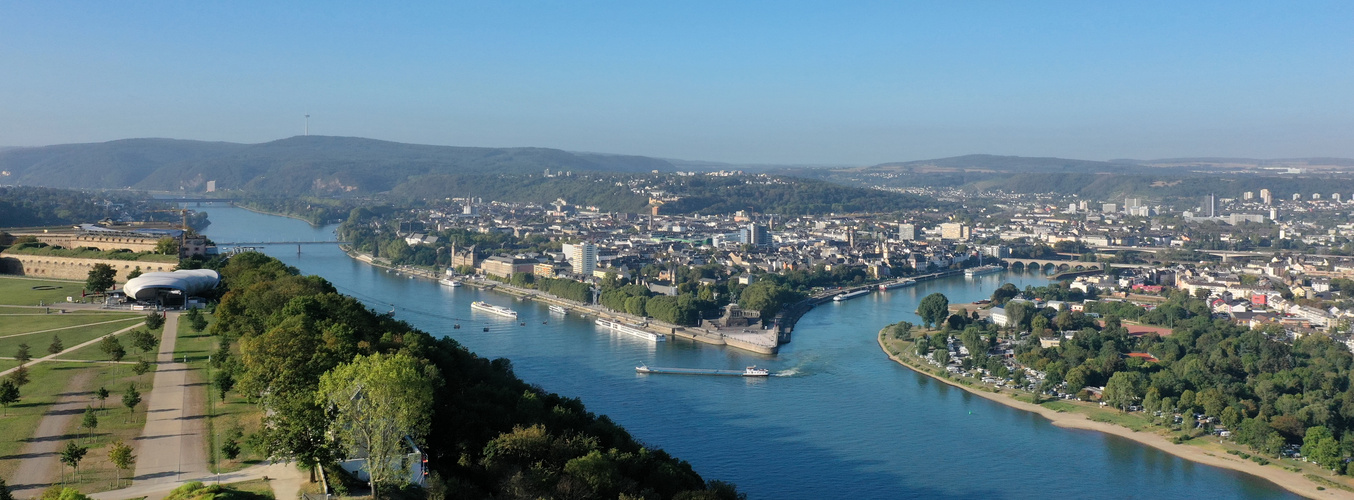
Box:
131, 312, 209, 485
0, 322, 146, 379
7, 370, 95, 498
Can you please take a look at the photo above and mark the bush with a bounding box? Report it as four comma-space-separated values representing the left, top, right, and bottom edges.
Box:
144, 312, 165, 330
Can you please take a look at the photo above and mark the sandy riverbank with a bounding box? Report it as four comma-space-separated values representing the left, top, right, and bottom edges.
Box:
876, 331, 1354, 500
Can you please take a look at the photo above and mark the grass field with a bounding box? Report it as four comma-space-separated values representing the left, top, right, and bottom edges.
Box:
0, 361, 154, 486
0, 312, 140, 337
0, 319, 145, 361
0, 276, 96, 307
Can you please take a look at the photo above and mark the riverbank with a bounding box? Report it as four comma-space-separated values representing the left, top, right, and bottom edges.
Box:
340, 247, 778, 355
876, 330, 1354, 500
232, 203, 323, 226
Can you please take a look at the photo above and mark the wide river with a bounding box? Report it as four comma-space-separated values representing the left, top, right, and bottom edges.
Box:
203, 206, 1295, 499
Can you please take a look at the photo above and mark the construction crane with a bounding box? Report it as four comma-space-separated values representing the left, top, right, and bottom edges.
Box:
146, 208, 196, 255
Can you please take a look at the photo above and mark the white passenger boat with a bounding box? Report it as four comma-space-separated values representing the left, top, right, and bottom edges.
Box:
596, 318, 665, 342
549, 305, 567, 315
440, 278, 463, 287
964, 265, 1003, 277
471, 301, 517, 318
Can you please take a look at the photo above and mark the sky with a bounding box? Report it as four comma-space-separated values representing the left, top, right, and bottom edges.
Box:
2, 1, 1353, 164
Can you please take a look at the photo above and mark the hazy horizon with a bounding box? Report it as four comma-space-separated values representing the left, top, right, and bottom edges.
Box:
3, 2, 1353, 164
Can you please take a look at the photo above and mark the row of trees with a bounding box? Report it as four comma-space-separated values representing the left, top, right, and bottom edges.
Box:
208, 251, 742, 498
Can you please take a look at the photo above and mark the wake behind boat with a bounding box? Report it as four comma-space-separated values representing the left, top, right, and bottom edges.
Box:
636, 365, 770, 377
471, 301, 517, 318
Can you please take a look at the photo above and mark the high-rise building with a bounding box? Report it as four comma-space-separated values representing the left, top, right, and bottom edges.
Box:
1243, 191, 1254, 201
1102, 203, 1118, 213
897, 223, 917, 241
1260, 189, 1272, 205
1293, 193, 1302, 201
1334, 193, 1342, 202
1124, 198, 1142, 209
1203, 194, 1217, 218
205, 180, 217, 192
748, 223, 770, 246
563, 242, 597, 276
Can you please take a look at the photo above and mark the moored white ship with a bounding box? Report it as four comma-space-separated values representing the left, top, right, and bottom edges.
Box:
471, 301, 517, 318
596, 318, 665, 342
964, 265, 1003, 277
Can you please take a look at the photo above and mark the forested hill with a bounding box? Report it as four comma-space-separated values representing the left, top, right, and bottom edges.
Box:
211, 252, 744, 498
0, 136, 676, 193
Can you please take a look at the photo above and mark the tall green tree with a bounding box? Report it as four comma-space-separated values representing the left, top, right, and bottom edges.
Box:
13, 343, 30, 364
48, 335, 63, 354
94, 387, 109, 409
1103, 371, 1147, 412
108, 440, 135, 488
59, 441, 88, 483
0, 379, 19, 416
317, 353, 438, 499
917, 293, 949, 329
7, 366, 29, 387
85, 263, 116, 294
99, 335, 125, 363
80, 406, 98, 443
1302, 426, 1342, 470
122, 384, 141, 422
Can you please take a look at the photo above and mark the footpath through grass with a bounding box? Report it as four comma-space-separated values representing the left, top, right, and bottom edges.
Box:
1, 317, 144, 361
0, 361, 155, 487
175, 310, 266, 473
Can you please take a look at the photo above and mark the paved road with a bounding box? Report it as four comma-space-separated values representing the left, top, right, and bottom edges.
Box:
7, 370, 95, 498
131, 312, 209, 485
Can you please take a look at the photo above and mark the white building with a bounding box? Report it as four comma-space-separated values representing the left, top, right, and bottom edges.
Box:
563, 242, 598, 276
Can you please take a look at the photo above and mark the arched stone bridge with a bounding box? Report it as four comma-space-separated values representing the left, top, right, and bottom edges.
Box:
1003, 259, 1103, 272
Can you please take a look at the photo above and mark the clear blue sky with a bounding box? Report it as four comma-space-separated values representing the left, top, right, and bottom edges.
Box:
2, 1, 1352, 164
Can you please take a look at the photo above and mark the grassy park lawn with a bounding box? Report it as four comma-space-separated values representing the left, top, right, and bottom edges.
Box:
0, 276, 90, 306
0, 361, 153, 484
2, 319, 145, 361
0, 312, 140, 337
0, 360, 16, 372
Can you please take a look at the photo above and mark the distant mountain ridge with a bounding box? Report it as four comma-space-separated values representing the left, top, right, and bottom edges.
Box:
0, 136, 676, 193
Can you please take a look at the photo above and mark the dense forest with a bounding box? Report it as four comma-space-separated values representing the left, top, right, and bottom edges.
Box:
0, 186, 123, 227
923, 282, 1354, 474
208, 252, 743, 498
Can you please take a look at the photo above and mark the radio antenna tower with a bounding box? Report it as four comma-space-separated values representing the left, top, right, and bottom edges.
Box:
304, 114, 310, 136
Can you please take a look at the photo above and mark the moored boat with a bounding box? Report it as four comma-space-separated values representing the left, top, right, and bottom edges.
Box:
833, 289, 870, 302
597, 318, 665, 342
549, 304, 567, 315
471, 301, 518, 318
965, 265, 1003, 277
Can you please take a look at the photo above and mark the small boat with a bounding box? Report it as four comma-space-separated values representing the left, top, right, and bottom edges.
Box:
965, 265, 1003, 277
549, 305, 567, 315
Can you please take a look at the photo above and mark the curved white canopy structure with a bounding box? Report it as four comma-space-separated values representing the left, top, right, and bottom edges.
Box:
124, 269, 220, 302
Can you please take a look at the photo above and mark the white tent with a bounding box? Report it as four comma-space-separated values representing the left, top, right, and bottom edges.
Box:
123, 269, 219, 302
